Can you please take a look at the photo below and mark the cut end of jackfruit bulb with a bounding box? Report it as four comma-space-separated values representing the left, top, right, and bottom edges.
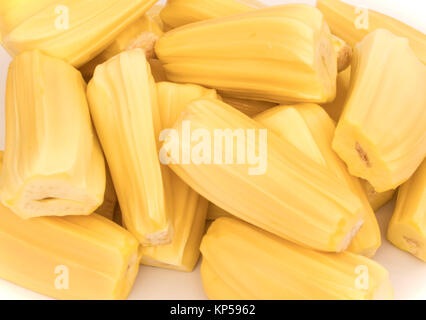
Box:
332, 29, 426, 192
156, 4, 337, 104
201, 218, 393, 300
387, 160, 426, 262
0, 50, 105, 219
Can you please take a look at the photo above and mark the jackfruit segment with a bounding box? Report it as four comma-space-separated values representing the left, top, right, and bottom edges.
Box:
361, 179, 396, 212
160, 0, 266, 29
165, 98, 363, 252
87, 49, 172, 246
255, 104, 381, 257
140, 82, 215, 271
387, 160, 426, 262
0, 50, 105, 219
80, 13, 164, 80
156, 4, 337, 104
201, 218, 393, 300
332, 30, 426, 192
317, 0, 426, 64
0, 153, 140, 300
141, 174, 208, 271
221, 96, 276, 117
1, 0, 158, 67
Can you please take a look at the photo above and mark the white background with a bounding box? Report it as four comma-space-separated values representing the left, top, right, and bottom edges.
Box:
0, 0, 425, 300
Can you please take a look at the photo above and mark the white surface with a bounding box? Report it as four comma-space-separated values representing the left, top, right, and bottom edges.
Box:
0, 0, 425, 300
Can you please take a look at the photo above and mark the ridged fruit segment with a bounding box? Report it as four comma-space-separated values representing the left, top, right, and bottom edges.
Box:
0, 211, 140, 299
201, 218, 393, 300
0, 0, 157, 67
80, 12, 164, 80
87, 49, 173, 246
0, 154, 140, 300
332, 29, 426, 192
141, 82, 215, 271
255, 104, 381, 257
387, 160, 426, 262
0, 50, 105, 219
156, 4, 337, 104
221, 96, 276, 117
165, 98, 363, 252
317, 0, 426, 64
160, 0, 265, 29
96, 168, 117, 220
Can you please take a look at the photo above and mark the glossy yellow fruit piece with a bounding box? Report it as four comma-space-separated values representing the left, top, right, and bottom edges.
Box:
96, 168, 117, 220
0, 0, 157, 67
0, 50, 105, 219
87, 49, 173, 246
0, 154, 140, 300
80, 13, 164, 80
201, 218, 393, 300
165, 98, 363, 252
388, 160, 426, 262
141, 82, 215, 271
332, 30, 426, 192
317, 0, 426, 64
255, 104, 381, 257
221, 96, 276, 117
146, 4, 166, 31
156, 4, 337, 104
160, 0, 265, 29
361, 180, 396, 212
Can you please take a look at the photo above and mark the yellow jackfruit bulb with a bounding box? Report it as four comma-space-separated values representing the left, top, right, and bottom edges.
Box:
0, 50, 105, 219
164, 98, 364, 252
156, 4, 337, 104
149, 59, 168, 82
332, 29, 426, 193
221, 96, 276, 117
87, 49, 173, 246
0, 210, 141, 300
332, 34, 352, 72
80, 13, 164, 81
0, 0, 157, 68
201, 218, 393, 300
361, 180, 396, 212
255, 104, 381, 257
160, 0, 265, 29
317, 0, 426, 64
141, 82, 216, 271
0, 153, 140, 299
96, 168, 117, 220
387, 160, 426, 262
